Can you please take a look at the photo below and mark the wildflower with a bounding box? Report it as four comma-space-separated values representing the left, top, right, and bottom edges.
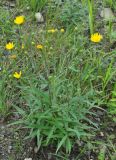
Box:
48, 29, 57, 33
9, 54, 17, 59
5, 42, 14, 50
36, 44, 43, 49
60, 28, 65, 32
13, 71, 21, 79
14, 16, 25, 25
90, 33, 103, 43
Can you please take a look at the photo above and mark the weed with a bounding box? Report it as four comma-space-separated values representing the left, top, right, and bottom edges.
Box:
108, 83, 116, 116
0, 0, 115, 158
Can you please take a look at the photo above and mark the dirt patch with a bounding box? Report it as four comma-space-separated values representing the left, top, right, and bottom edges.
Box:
0, 121, 37, 160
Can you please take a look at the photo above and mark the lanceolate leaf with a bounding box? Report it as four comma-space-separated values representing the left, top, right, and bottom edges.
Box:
56, 135, 67, 153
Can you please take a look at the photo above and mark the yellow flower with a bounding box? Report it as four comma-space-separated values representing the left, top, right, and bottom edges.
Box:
90, 33, 103, 43
13, 71, 22, 79
9, 54, 17, 59
36, 44, 43, 49
14, 16, 25, 25
60, 28, 65, 32
5, 42, 14, 50
48, 29, 57, 33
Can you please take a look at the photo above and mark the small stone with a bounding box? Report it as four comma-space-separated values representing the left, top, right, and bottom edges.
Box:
9, 3, 15, 7
1, 126, 5, 129
23, 152, 26, 156
100, 8, 115, 21
100, 132, 104, 137
35, 12, 44, 23
34, 146, 39, 153
8, 145, 12, 150
8, 146, 12, 153
24, 158, 32, 160
96, 118, 100, 122
29, 147, 33, 151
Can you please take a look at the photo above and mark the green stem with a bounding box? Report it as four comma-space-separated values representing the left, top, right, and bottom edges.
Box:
88, 0, 94, 34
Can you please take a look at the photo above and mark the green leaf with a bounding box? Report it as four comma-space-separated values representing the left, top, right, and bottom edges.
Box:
8, 120, 25, 126
67, 128, 81, 139
56, 135, 67, 153
65, 137, 72, 153
110, 98, 116, 102
103, 61, 114, 89
37, 129, 42, 150
13, 105, 26, 116
46, 126, 56, 145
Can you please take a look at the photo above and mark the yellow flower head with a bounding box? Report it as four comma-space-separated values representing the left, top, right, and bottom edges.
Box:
48, 29, 57, 33
13, 71, 22, 79
60, 28, 65, 32
5, 42, 14, 50
9, 54, 17, 59
90, 33, 103, 43
14, 16, 25, 25
36, 44, 43, 49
